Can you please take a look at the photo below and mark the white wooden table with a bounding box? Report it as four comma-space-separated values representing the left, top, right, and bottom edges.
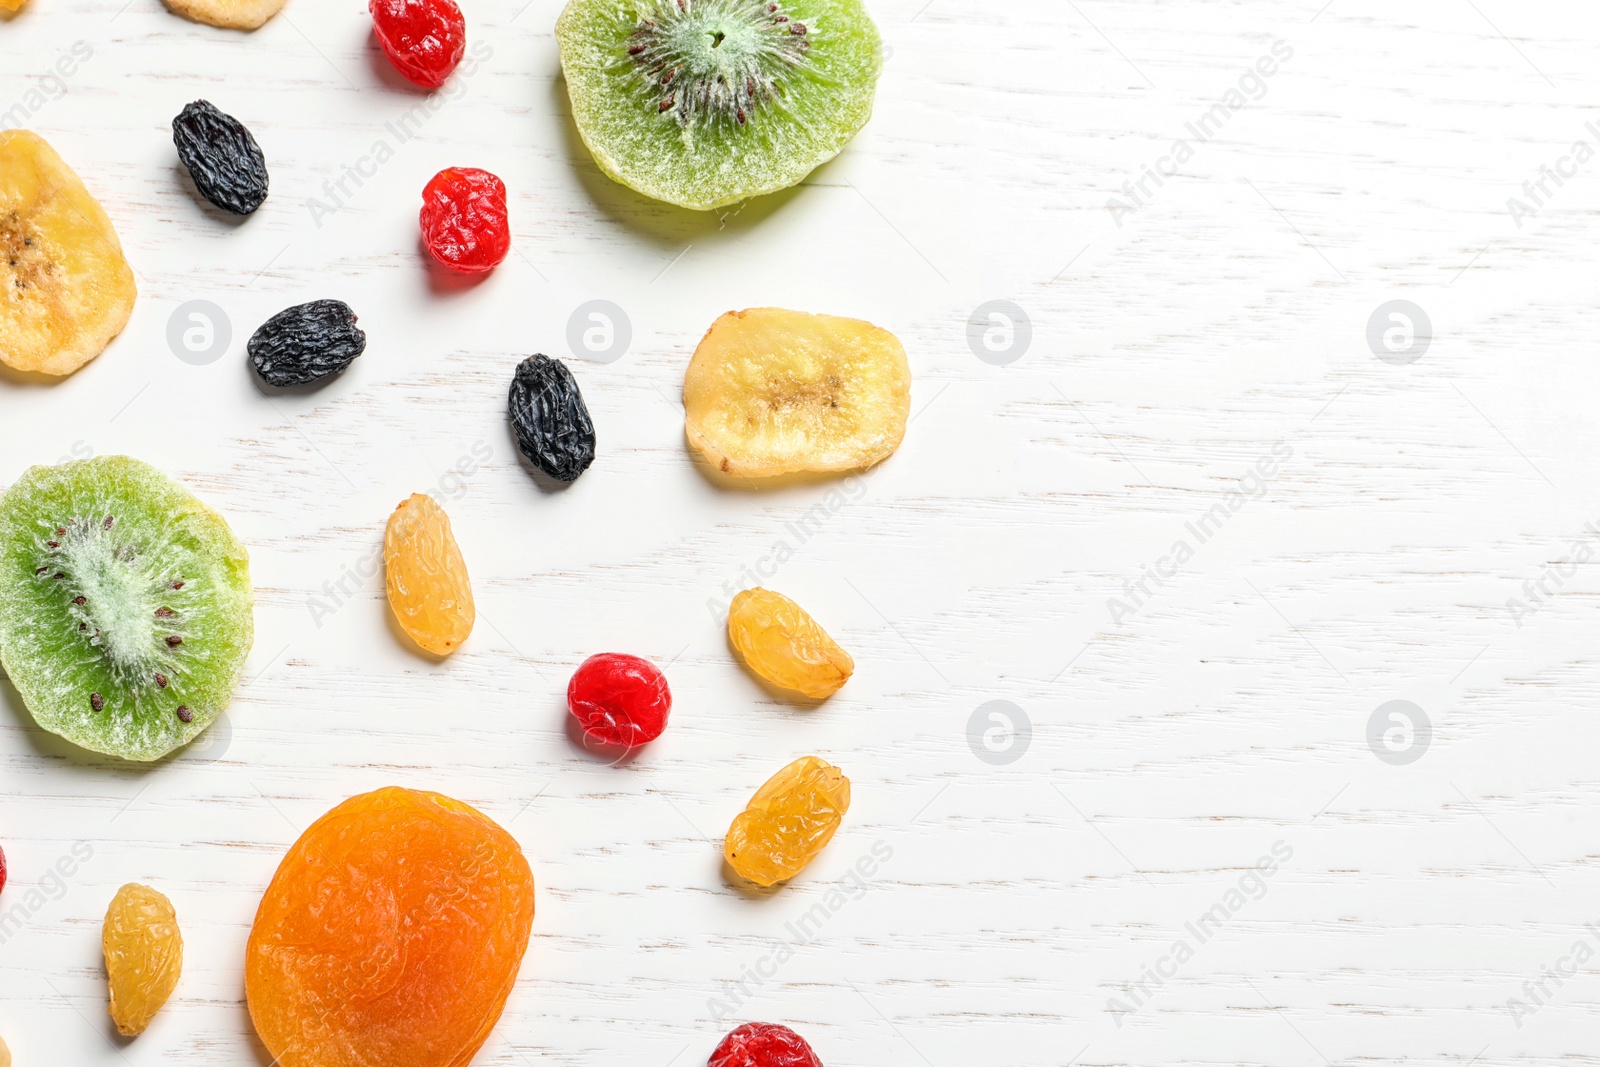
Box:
2, 0, 1597, 1063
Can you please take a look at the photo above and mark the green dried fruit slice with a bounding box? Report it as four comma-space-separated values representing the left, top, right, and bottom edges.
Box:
556, 0, 882, 210
0, 456, 253, 761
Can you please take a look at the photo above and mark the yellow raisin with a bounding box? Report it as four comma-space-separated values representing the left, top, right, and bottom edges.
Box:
727, 588, 854, 699
103, 883, 183, 1037
0, 1034, 10, 1067
384, 493, 474, 656
725, 756, 851, 886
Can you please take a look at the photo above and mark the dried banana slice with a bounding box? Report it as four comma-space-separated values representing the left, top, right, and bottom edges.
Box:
683, 308, 912, 478
162, 0, 287, 30
0, 131, 136, 377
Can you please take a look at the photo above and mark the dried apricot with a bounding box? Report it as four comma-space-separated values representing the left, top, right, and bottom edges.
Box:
728, 588, 853, 698
725, 756, 850, 886
103, 883, 183, 1037
384, 493, 474, 655
246, 787, 536, 1067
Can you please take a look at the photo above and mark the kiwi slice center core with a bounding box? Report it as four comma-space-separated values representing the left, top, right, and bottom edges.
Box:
627, 0, 815, 128
39, 517, 189, 690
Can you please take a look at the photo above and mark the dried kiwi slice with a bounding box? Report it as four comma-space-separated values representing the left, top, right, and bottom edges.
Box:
0, 457, 253, 761
556, 0, 882, 210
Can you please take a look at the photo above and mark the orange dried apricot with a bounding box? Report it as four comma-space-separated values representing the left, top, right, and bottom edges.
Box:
728, 588, 854, 698
384, 493, 474, 656
725, 756, 850, 887
103, 883, 183, 1037
246, 786, 535, 1067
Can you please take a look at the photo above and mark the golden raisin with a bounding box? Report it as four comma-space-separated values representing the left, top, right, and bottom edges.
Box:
0, 1034, 10, 1067
103, 883, 183, 1037
384, 493, 474, 656
728, 588, 854, 699
725, 756, 851, 886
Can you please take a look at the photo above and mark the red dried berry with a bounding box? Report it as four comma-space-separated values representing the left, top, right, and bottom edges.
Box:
710, 1023, 823, 1067
567, 653, 670, 749
0, 843, 7, 897
370, 0, 466, 90
420, 167, 510, 275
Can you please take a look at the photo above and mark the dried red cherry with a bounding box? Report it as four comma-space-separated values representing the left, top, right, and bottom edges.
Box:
420, 167, 510, 275
370, 0, 466, 90
710, 1023, 823, 1067
567, 653, 670, 749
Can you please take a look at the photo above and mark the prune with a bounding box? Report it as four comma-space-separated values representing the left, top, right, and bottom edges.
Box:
568, 653, 670, 748
249, 300, 366, 387
725, 756, 850, 886
710, 1022, 825, 1067
246, 787, 536, 1067
728, 588, 854, 698
103, 883, 184, 1037
371, 0, 466, 89
509, 354, 596, 482
172, 100, 269, 216
421, 167, 510, 274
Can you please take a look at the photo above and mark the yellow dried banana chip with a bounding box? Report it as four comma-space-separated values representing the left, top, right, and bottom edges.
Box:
683, 308, 911, 478
163, 0, 287, 30
0, 131, 136, 377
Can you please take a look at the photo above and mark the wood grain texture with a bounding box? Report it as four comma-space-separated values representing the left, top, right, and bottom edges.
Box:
2, 0, 1598, 1063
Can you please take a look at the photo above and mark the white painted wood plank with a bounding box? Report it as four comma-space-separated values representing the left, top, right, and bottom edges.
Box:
4, 0, 1600, 1064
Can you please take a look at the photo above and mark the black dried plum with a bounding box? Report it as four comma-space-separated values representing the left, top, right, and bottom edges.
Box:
172, 100, 269, 216
249, 300, 366, 387
509, 355, 596, 482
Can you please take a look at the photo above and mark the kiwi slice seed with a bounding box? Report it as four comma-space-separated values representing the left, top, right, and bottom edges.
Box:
0, 456, 253, 761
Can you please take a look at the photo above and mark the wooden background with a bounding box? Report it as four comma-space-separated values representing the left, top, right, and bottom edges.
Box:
2, 0, 1598, 1063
